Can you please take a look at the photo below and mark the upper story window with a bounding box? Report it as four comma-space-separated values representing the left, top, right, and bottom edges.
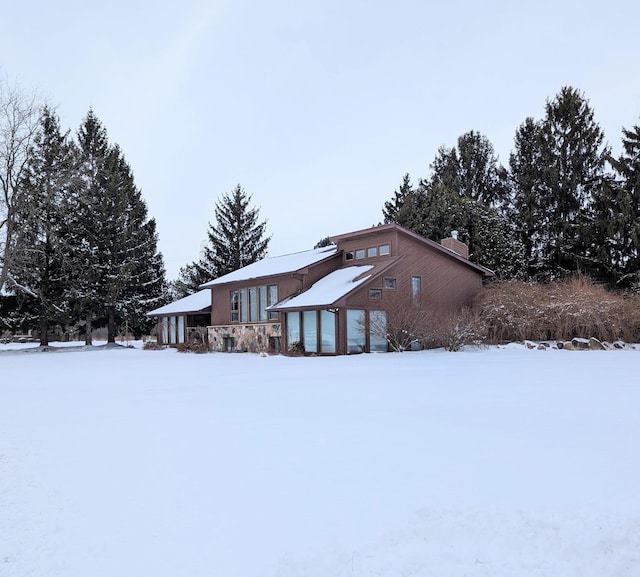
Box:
344, 243, 392, 262
369, 288, 382, 300
383, 277, 397, 289
230, 284, 278, 323
411, 276, 421, 303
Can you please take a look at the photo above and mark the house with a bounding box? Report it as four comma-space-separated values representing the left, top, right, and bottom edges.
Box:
147, 289, 212, 345
197, 223, 493, 354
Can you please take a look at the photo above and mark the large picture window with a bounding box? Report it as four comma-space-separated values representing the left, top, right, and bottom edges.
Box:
231, 284, 279, 323
303, 310, 317, 353
346, 309, 365, 353
369, 310, 388, 352
320, 310, 336, 353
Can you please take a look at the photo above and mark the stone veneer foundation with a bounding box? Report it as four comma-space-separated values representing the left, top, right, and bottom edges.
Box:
208, 323, 282, 353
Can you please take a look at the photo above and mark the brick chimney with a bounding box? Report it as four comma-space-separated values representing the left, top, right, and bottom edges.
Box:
441, 230, 469, 259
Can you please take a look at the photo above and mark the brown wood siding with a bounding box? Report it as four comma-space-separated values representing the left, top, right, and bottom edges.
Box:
209, 254, 342, 326
343, 233, 483, 311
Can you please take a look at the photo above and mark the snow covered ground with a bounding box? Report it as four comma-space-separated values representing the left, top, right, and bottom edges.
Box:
1, 343, 638, 576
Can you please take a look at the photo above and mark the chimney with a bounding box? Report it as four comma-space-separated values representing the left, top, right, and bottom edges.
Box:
441, 232, 469, 259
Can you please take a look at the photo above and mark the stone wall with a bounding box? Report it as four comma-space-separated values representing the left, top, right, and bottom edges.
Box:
208, 323, 282, 353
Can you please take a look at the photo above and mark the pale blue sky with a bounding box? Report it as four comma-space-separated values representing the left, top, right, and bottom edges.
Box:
3, 0, 639, 279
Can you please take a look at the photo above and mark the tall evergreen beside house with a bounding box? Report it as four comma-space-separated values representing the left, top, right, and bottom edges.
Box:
177, 184, 270, 290
11, 106, 74, 345
66, 110, 167, 343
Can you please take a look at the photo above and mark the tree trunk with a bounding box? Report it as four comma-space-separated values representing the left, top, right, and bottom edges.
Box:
107, 310, 116, 343
85, 316, 92, 345
39, 309, 49, 347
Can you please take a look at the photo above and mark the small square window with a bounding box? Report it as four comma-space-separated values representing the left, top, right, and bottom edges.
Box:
355, 249, 366, 259
367, 247, 377, 258
369, 288, 382, 300
379, 244, 390, 256
345, 251, 354, 261
383, 277, 397, 289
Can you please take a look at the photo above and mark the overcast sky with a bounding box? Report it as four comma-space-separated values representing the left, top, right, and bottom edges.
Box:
3, 0, 639, 280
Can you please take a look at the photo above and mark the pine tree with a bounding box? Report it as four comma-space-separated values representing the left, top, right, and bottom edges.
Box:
537, 86, 609, 279
200, 184, 270, 278
510, 117, 546, 280
10, 106, 74, 345
606, 121, 640, 289
66, 110, 167, 343
383, 173, 414, 223
429, 131, 509, 210
64, 109, 110, 344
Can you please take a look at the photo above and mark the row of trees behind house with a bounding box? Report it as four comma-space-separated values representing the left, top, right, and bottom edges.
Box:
0, 81, 166, 344
382, 86, 640, 290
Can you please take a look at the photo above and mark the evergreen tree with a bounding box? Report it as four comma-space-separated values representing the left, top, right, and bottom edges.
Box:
606, 121, 640, 289
10, 106, 74, 345
172, 262, 212, 299
510, 117, 546, 280
64, 109, 110, 344
537, 86, 609, 279
430, 131, 509, 210
383, 173, 414, 223
200, 184, 270, 278
67, 111, 167, 343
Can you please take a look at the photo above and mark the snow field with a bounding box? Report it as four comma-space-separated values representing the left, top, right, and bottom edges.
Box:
1, 344, 639, 576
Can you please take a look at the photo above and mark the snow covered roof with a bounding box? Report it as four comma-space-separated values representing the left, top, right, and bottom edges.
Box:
268, 265, 374, 310
200, 246, 338, 287
147, 289, 211, 316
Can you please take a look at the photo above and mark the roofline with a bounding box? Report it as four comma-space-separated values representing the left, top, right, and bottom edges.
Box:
330, 223, 494, 277
199, 249, 341, 288
147, 306, 211, 317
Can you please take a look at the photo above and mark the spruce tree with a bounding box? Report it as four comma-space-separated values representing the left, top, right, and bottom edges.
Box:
383, 173, 414, 223
537, 86, 609, 279
10, 106, 74, 345
67, 111, 167, 343
510, 117, 546, 280
606, 121, 640, 289
200, 184, 270, 278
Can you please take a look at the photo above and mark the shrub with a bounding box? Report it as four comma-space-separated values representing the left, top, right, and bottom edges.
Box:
287, 341, 305, 356
475, 278, 640, 343
176, 341, 209, 354
143, 341, 164, 351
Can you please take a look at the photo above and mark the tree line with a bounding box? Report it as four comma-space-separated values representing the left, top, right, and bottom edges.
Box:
382, 86, 640, 290
0, 80, 166, 344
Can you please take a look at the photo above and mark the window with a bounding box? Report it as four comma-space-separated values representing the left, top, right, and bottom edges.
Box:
369, 310, 388, 352
320, 310, 336, 353
367, 246, 377, 258
379, 244, 390, 256
268, 284, 279, 320
411, 276, 421, 303
177, 316, 185, 344
240, 288, 248, 322
259, 286, 268, 321
231, 284, 279, 323
303, 310, 317, 353
369, 288, 382, 300
345, 251, 354, 261
383, 277, 396, 289
287, 312, 300, 344
231, 290, 239, 321
346, 309, 365, 353
355, 249, 366, 260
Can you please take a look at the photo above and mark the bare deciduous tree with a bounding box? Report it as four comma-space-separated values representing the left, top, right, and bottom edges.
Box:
0, 78, 41, 292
